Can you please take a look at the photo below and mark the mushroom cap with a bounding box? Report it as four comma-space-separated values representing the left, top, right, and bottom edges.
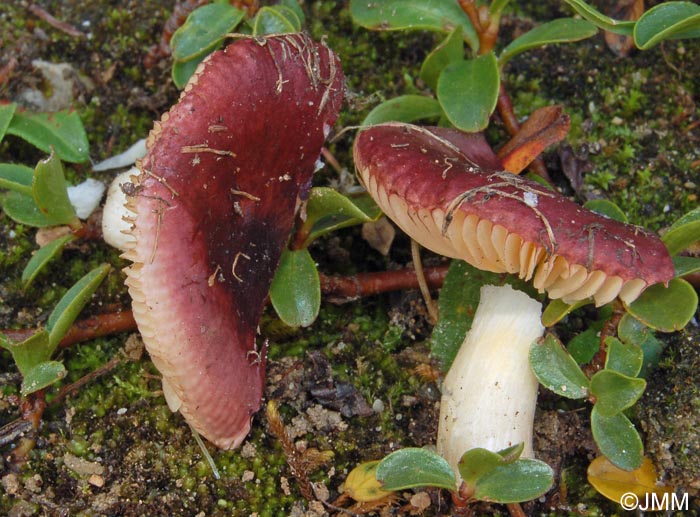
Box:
123, 34, 343, 449
354, 123, 674, 306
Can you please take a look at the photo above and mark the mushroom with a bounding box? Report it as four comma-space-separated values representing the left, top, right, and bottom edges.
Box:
107, 34, 343, 449
353, 122, 674, 476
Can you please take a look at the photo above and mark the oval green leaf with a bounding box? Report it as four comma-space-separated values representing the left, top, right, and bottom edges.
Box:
0, 162, 34, 196
0, 330, 53, 377
279, 0, 305, 25
172, 54, 207, 89
458, 448, 505, 487
47, 263, 111, 349
625, 278, 698, 332
376, 447, 457, 491
437, 53, 499, 132
1, 191, 52, 227
269, 249, 320, 328
634, 1, 700, 50
499, 18, 598, 66
362, 95, 443, 127
420, 26, 464, 91
33, 151, 80, 228
562, 0, 635, 35
590, 370, 646, 416
673, 256, 700, 278
617, 314, 664, 379
349, 0, 479, 51
541, 298, 591, 327
604, 336, 643, 378
591, 406, 643, 471
584, 199, 628, 223
0, 102, 17, 142
7, 109, 89, 163
22, 234, 77, 288
662, 207, 700, 256
170, 3, 245, 62
567, 327, 599, 365
20, 360, 67, 396
252, 5, 301, 35
473, 459, 554, 503
303, 188, 382, 246
529, 334, 590, 399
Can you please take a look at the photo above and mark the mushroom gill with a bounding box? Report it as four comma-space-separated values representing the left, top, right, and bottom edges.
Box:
354, 123, 674, 306
122, 34, 344, 449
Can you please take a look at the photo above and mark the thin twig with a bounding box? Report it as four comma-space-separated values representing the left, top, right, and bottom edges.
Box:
411, 240, 439, 323
28, 4, 84, 38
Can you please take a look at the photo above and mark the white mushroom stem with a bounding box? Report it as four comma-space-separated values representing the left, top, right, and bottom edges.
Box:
102, 168, 137, 251
436, 284, 545, 480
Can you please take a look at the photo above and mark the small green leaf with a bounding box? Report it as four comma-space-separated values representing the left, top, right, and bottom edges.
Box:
431, 260, 502, 370
7, 109, 89, 163
362, 95, 443, 127
302, 188, 382, 246
567, 327, 599, 365
437, 53, 500, 132
673, 256, 700, 278
269, 249, 320, 328
47, 264, 111, 349
604, 337, 643, 378
617, 314, 664, 379
349, 0, 479, 51
22, 234, 77, 288
497, 443, 525, 464
662, 207, 700, 255
172, 54, 207, 89
20, 360, 67, 396
376, 448, 457, 491
590, 370, 645, 416
278, 0, 305, 25
541, 298, 590, 327
583, 199, 628, 223
634, 1, 700, 50
0, 163, 34, 196
473, 459, 554, 503
1, 191, 52, 227
561, 0, 635, 35
499, 18, 598, 66
529, 334, 590, 399
0, 330, 53, 377
252, 5, 300, 35
32, 151, 80, 228
458, 448, 505, 487
490, 0, 511, 17
498, 442, 525, 463
420, 26, 464, 91
0, 102, 17, 142
591, 406, 643, 471
625, 278, 698, 332
170, 3, 245, 62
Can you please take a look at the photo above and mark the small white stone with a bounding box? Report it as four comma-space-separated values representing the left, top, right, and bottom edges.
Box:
523, 191, 539, 207
372, 399, 385, 413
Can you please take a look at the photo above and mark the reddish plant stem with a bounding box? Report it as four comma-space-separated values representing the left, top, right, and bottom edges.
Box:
319, 266, 449, 303
584, 300, 625, 377
1, 310, 136, 348
28, 3, 84, 38
497, 84, 553, 183
1, 266, 449, 348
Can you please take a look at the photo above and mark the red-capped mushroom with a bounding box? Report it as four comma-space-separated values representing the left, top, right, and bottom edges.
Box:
353, 121, 674, 477
113, 34, 343, 449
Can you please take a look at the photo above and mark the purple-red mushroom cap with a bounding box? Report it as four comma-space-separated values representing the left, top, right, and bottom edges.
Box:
353, 123, 674, 307
122, 34, 343, 449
